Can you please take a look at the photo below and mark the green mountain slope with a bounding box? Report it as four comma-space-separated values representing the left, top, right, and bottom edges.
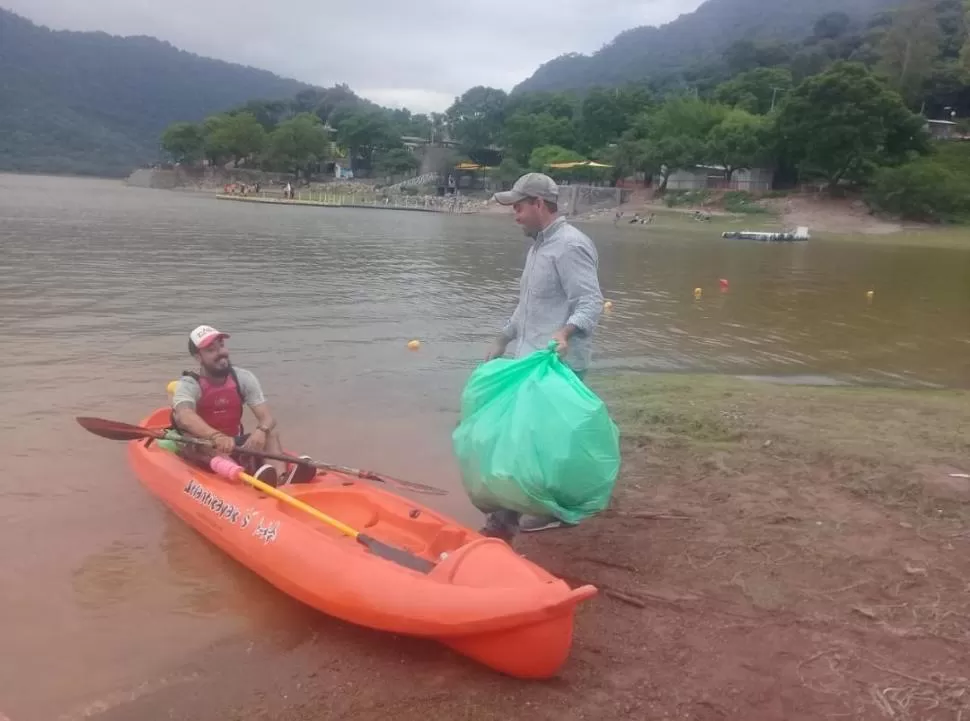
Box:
514, 0, 907, 93
0, 8, 312, 176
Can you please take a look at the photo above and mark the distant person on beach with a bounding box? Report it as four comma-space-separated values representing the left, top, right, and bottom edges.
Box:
169, 325, 315, 488
480, 172, 605, 541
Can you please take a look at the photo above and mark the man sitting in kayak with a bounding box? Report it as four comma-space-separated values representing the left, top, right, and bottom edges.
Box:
170, 325, 314, 487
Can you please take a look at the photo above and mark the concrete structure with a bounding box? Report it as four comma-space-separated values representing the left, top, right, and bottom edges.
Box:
126, 168, 179, 189
658, 165, 774, 192
926, 119, 957, 140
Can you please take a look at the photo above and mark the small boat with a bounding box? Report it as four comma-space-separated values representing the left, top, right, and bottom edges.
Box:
128, 407, 597, 679
722, 226, 810, 242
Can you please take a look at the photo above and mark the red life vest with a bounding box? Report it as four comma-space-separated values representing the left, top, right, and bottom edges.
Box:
173, 368, 245, 437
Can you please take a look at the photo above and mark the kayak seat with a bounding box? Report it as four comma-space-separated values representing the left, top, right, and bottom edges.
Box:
275, 490, 379, 531
362, 505, 454, 556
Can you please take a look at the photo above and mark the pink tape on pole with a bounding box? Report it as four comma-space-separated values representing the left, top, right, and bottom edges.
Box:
210, 455, 244, 481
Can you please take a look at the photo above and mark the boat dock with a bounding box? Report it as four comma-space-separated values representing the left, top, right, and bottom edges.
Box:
215, 192, 475, 214
722, 226, 811, 242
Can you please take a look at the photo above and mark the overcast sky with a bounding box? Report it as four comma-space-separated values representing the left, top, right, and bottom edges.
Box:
4, 0, 703, 113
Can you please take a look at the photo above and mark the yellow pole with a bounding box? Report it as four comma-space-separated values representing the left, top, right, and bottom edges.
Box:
236, 468, 359, 539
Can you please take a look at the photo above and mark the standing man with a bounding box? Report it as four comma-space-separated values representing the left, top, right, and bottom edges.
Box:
482, 172, 605, 540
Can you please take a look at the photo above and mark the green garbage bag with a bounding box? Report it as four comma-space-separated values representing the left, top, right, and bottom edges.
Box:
452, 343, 621, 524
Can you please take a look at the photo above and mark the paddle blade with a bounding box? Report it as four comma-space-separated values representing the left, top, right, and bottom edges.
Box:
76, 416, 164, 442
357, 533, 435, 573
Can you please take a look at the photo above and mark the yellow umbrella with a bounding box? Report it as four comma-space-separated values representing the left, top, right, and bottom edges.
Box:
548, 160, 613, 169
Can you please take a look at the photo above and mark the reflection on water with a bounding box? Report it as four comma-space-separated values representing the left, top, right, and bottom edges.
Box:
1, 172, 969, 719
70, 514, 264, 620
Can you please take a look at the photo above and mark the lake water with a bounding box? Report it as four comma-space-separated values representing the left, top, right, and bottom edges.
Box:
1, 173, 968, 720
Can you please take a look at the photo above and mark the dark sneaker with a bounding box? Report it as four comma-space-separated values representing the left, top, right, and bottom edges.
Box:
252, 464, 280, 488
519, 515, 576, 533
284, 456, 317, 485
479, 524, 517, 544
479, 510, 519, 544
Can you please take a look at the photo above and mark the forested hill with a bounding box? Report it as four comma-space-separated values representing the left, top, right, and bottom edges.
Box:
515, 0, 908, 93
0, 8, 311, 176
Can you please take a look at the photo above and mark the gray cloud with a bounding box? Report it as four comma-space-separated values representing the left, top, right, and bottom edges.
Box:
5, 0, 703, 112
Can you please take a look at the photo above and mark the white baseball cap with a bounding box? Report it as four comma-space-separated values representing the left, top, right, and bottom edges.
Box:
189, 325, 230, 349
492, 172, 559, 205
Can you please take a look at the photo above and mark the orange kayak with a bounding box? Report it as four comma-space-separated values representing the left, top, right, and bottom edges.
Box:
129, 407, 597, 679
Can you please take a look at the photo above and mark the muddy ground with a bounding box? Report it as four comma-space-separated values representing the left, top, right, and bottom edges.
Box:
88, 375, 970, 721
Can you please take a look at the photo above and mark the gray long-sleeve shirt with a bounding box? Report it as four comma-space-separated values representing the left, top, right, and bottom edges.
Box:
501, 216, 604, 371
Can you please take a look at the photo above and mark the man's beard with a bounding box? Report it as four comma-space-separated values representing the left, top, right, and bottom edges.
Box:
204, 358, 232, 378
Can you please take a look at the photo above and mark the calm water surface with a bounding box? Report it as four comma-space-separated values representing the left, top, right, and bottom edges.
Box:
1, 173, 968, 719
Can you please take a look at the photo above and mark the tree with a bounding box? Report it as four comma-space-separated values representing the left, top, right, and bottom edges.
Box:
404, 113, 433, 139
430, 112, 448, 143
235, 99, 288, 132
528, 145, 585, 173
386, 108, 433, 139
291, 88, 329, 115
331, 107, 400, 174
722, 40, 793, 75
790, 46, 835, 81
776, 61, 930, 191
875, 0, 943, 107
375, 148, 419, 176
707, 109, 772, 181
923, 60, 965, 117
223, 112, 267, 165
160, 122, 204, 164
639, 136, 700, 192
813, 12, 853, 41
867, 157, 970, 220
313, 84, 366, 125
597, 139, 648, 181
934, 0, 966, 60
959, 0, 970, 75
505, 91, 577, 120
264, 113, 332, 180
202, 114, 232, 165
501, 112, 576, 164
579, 85, 652, 150
631, 97, 729, 191
203, 112, 266, 166
495, 157, 525, 186
714, 67, 794, 114
445, 86, 508, 150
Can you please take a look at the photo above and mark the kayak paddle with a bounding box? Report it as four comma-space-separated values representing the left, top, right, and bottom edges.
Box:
75, 416, 448, 496
207, 456, 435, 573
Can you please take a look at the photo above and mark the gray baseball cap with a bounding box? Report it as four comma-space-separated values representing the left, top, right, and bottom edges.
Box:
492, 172, 559, 205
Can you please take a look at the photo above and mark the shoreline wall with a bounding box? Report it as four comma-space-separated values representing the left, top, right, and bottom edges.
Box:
125, 166, 295, 191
